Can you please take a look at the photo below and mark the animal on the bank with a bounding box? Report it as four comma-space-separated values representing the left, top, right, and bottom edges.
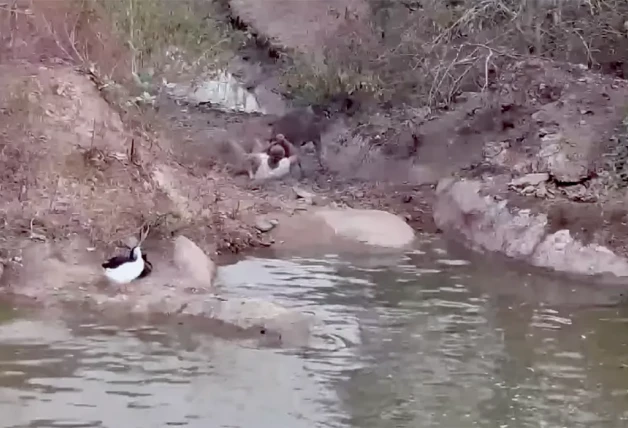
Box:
245, 142, 298, 182
266, 133, 304, 177
102, 246, 146, 284
269, 106, 331, 170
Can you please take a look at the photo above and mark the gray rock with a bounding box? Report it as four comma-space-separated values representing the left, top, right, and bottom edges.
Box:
173, 235, 216, 288
293, 186, 314, 204
546, 150, 590, 183
562, 184, 590, 202
255, 218, 276, 233
9, 238, 315, 347
482, 141, 509, 159
314, 208, 415, 249
433, 178, 628, 277
532, 230, 628, 277
539, 135, 590, 184
508, 173, 549, 188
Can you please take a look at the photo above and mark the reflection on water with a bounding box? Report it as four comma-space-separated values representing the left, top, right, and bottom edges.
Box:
1, 240, 628, 427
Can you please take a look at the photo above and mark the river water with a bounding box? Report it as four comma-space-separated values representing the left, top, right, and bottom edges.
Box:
1, 239, 628, 427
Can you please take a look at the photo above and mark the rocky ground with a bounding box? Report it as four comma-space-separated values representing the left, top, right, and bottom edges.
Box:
221, 0, 628, 278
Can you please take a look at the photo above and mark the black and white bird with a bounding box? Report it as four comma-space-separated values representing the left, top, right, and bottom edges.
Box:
102, 246, 151, 284
138, 254, 153, 279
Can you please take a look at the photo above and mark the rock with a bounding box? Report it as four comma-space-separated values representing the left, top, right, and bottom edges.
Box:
314, 208, 415, 249
293, 186, 314, 204
483, 141, 509, 159
562, 184, 591, 202
270, 207, 416, 252
539, 135, 590, 184
532, 230, 628, 277
180, 296, 314, 347
5, 239, 313, 347
165, 70, 266, 114
434, 178, 628, 277
173, 235, 216, 288
255, 218, 276, 233
535, 182, 552, 199
508, 172, 549, 188
434, 179, 547, 258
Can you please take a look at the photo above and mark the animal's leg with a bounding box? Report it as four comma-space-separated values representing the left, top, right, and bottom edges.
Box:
289, 155, 304, 179
314, 138, 327, 171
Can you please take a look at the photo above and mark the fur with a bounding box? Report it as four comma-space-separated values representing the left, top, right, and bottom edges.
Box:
250, 152, 292, 181
270, 107, 329, 169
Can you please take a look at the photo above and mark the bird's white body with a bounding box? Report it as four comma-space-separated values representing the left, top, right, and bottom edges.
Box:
251, 153, 291, 181
104, 247, 145, 284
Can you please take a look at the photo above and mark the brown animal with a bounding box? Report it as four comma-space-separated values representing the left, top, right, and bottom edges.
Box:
269, 106, 331, 171
266, 133, 304, 177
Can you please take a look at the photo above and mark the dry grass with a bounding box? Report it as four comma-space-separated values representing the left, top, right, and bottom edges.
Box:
280, 0, 628, 107
0, 65, 168, 253
0, 0, 267, 256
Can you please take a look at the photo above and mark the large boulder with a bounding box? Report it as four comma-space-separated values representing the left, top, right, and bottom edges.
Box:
315, 208, 415, 248
434, 178, 628, 277
271, 208, 415, 252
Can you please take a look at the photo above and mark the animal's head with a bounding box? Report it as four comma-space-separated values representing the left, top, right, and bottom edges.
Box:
132, 246, 142, 260
269, 144, 286, 160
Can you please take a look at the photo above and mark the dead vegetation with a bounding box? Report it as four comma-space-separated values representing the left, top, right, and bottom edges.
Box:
0, 0, 274, 256
280, 0, 628, 107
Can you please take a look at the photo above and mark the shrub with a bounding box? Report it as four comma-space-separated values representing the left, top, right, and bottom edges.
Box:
279, 0, 628, 107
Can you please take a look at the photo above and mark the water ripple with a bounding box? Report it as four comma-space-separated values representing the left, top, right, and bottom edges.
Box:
0, 245, 627, 427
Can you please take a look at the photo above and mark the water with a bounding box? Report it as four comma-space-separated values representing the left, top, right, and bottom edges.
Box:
1, 240, 628, 427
